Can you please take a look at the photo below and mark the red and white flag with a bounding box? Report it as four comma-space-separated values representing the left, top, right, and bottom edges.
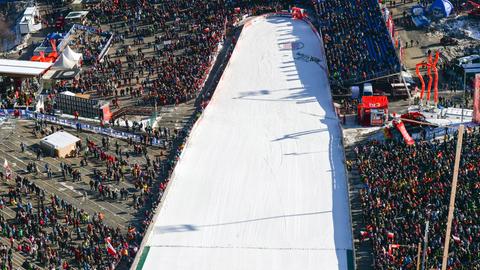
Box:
3, 159, 11, 179
105, 237, 117, 256
452, 235, 461, 243
388, 244, 400, 256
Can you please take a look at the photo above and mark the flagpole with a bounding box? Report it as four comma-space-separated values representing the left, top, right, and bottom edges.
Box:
421, 220, 430, 270
441, 125, 464, 270
416, 242, 422, 270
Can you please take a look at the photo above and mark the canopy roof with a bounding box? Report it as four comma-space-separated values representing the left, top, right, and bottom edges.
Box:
63, 46, 82, 61
51, 53, 76, 70
0, 59, 52, 77
41, 131, 80, 149
65, 11, 89, 20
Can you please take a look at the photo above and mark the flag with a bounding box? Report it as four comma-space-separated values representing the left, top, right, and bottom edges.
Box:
105, 237, 117, 256
3, 159, 11, 178
452, 235, 461, 243
388, 244, 400, 256
387, 232, 395, 240
360, 231, 370, 241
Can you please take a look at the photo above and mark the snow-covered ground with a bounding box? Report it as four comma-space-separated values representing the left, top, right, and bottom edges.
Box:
138, 15, 353, 270
443, 16, 480, 41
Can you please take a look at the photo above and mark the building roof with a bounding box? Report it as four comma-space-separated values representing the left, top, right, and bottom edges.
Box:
0, 59, 52, 77
65, 11, 89, 20
41, 131, 80, 149
24, 7, 37, 16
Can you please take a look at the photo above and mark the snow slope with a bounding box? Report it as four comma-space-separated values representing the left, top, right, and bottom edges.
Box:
140, 15, 353, 270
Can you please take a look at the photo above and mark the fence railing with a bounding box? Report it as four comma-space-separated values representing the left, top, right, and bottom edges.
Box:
0, 109, 165, 146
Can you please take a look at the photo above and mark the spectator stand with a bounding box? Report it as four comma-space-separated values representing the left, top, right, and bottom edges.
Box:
316, 0, 402, 92
353, 125, 480, 269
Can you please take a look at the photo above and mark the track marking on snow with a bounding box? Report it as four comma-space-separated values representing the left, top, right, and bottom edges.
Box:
149, 244, 347, 251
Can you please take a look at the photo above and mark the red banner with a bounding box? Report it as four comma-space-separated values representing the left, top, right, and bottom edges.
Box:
474, 74, 480, 123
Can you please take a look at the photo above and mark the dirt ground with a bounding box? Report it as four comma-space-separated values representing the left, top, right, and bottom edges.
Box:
389, 1, 479, 70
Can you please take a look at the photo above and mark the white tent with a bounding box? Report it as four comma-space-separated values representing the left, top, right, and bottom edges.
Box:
51, 53, 76, 70
63, 46, 83, 62
40, 131, 80, 158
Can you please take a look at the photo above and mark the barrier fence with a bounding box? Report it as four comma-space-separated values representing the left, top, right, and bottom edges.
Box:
411, 122, 477, 141
0, 109, 165, 147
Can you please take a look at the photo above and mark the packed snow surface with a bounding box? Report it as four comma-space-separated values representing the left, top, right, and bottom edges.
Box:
141, 15, 353, 270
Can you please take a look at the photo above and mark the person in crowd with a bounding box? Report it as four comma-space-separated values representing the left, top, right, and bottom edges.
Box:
317, 0, 401, 86
354, 128, 480, 269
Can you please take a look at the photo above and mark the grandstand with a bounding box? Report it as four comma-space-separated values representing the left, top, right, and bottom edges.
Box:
133, 14, 353, 270
317, 0, 402, 86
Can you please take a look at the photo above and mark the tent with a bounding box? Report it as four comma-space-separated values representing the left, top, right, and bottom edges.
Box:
63, 46, 83, 62
429, 0, 454, 18
51, 53, 76, 70
40, 131, 80, 158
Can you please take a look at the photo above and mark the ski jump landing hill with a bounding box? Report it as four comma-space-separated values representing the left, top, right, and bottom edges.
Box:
135, 14, 354, 270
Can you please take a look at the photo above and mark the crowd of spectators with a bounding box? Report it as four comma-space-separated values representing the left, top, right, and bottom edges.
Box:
67, 0, 232, 108
0, 78, 39, 109
0, 110, 199, 269
68, 28, 113, 65
46, 0, 308, 109
0, 1, 250, 267
317, 0, 401, 85
354, 129, 480, 269
0, 1, 324, 269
